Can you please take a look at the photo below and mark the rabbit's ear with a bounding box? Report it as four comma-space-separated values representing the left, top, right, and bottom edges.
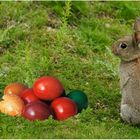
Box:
133, 18, 140, 46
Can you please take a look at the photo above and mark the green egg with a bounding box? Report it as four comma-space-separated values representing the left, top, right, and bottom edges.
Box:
67, 90, 88, 113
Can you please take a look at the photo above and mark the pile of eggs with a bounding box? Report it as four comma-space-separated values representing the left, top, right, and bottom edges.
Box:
0, 76, 88, 121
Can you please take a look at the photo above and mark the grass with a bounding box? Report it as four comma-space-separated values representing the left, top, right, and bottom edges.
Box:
1, 1, 140, 139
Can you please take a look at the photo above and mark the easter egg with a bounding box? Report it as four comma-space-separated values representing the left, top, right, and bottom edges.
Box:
0, 94, 24, 116
19, 88, 39, 104
22, 101, 51, 121
4, 83, 27, 95
67, 90, 88, 112
50, 97, 77, 121
33, 76, 64, 100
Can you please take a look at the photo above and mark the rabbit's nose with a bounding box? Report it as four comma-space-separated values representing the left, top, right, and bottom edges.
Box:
112, 46, 118, 55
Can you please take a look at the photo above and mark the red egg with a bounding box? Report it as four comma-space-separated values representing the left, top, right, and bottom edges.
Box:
19, 88, 40, 104
4, 82, 28, 95
33, 76, 64, 100
50, 97, 78, 121
22, 101, 51, 121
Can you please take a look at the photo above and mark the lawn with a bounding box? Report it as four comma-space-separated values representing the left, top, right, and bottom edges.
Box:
1, 1, 140, 139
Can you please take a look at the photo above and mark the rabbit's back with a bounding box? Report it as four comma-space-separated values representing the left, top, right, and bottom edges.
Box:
120, 58, 140, 110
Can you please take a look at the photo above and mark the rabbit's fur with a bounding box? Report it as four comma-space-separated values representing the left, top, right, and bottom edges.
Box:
112, 19, 140, 124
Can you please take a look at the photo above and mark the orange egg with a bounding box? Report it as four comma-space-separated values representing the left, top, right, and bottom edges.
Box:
4, 82, 28, 95
0, 94, 25, 116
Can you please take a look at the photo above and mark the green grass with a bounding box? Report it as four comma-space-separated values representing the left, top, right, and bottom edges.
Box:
1, 1, 140, 139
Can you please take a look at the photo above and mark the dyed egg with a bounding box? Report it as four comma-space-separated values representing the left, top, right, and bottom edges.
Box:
4, 82, 27, 95
19, 88, 39, 104
67, 90, 88, 112
22, 101, 51, 121
33, 76, 64, 100
50, 97, 77, 121
0, 94, 24, 116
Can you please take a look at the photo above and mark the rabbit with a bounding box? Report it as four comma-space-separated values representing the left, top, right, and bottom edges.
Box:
112, 19, 140, 125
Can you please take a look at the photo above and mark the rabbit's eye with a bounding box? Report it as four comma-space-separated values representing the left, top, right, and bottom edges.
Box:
119, 43, 127, 49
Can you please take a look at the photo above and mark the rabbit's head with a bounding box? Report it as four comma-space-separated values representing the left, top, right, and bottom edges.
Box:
112, 19, 140, 62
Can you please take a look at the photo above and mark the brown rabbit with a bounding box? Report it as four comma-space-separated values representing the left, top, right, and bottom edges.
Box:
112, 19, 140, 124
